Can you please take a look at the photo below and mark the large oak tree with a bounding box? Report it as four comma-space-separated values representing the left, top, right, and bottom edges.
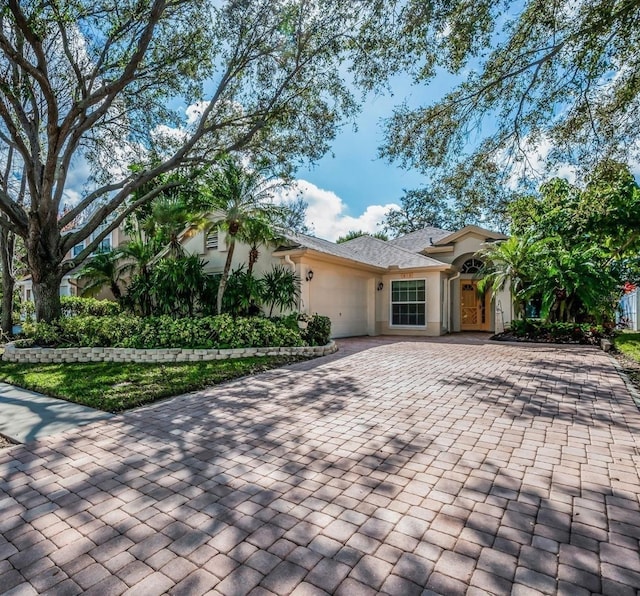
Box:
0, 0, 374, 321
373, 0, 640, 221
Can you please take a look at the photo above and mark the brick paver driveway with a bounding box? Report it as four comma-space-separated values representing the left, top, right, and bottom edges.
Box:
1, 335, 640, 595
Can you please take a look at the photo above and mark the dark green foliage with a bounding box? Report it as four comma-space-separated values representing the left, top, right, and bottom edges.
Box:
301, 314, 331, 346
202, 157, 287, 314
149, 255, 212, 317
336, 230, 389, 243
26, 314, 307, 350
123, 254, 217, 317
261, 265, 301, 317
222, 267, 265, 317
376, 0, 640, 182
506, 320, 612, 345
60, 296, 122, 317
482, 163, 640, 323
78, 251, 125, 300
1, 0, 367, 322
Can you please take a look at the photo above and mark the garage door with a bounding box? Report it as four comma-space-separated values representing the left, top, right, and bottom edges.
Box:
310, 273, 369, 338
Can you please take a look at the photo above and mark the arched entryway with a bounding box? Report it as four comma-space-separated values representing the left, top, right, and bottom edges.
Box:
459, 258, 491, 331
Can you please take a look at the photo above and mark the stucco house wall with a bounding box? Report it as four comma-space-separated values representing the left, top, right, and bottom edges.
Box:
183, 225, 515, 339
377, 270, 444, 336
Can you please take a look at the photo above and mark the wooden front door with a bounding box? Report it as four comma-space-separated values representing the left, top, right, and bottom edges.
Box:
460, 280, 490, 331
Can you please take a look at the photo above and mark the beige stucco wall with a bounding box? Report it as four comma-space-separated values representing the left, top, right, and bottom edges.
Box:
432, 232, 489, 265
377, 270, 444, 337
181, 228, 513, 338
295, 257, 376, 338
182, 230, 283, 278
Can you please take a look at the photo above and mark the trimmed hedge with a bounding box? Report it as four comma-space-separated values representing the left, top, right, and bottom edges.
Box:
20, 297, 121, 321
22, 313, 332, 350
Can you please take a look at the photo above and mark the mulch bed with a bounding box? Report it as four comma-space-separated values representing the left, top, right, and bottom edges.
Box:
491, 331, 598, 345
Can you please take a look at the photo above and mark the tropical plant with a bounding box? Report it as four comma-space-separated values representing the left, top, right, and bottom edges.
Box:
301, 314, 331, 346
262, 265, 301, 317
524, 241, 617, 323
477, 236, 545, 319
242, 218, 283, 275
119, 237, 162, 317
78, 251, 125, 301
204, 158, 284, 313
222, 267, 265, 317
376, 0, 640, 184
149, 255, 212, 318
0, 1, 368, 322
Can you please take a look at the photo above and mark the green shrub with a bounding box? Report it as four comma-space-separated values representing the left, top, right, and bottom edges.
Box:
31, 314, 140, 347
508, 319, 611, 344
302, 314, 331, 346
25, 314, 306, 350
60, 296, 121, 317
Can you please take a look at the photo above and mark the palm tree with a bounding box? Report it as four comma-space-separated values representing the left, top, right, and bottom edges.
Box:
119, 237, 161, 316
477, 235, 545, 319
78, 251, 125, 301
143, 196, 211, 258
243, 217, 283, 275
262, 265, 301, 317
205, 158, 282, 314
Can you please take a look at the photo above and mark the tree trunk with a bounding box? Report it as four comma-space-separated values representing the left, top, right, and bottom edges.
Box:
32, 269, 63, 322
110, 281, 122, 302
248, 245, 259, 275
216, 238, 236, 314
0, 228, 15, 334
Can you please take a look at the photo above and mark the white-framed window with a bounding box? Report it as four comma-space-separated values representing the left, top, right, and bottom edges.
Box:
97, 236, 112, 253
72, 242, 84, 257
391, 279, 426, 326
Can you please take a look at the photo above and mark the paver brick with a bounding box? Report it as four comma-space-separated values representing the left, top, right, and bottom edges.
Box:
260, 560, 307, 594
3, 337, 640, 595
349, 554, 393, 590
306, 557, 351, 592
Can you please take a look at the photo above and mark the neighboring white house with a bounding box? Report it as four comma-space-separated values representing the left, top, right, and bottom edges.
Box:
182, 224, 513, 338
16, 222, 128, 302
619, 288, 639, 331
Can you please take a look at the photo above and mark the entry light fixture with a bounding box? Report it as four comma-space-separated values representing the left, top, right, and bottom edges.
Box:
377, 282, 384, 291
306, 270, 314, 281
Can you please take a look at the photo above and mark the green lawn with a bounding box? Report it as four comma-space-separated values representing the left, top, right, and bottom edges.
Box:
0, 356, 307, 413
614, 332, 640, 363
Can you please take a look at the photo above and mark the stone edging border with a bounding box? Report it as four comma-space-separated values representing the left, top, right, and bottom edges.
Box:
609, 354, 640, 411
2, 341, 337, 364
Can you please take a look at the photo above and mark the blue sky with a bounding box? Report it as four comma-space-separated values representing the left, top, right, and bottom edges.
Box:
290, 73, 455, 240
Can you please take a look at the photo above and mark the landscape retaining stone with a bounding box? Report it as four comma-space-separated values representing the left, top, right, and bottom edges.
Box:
2, 341, 337, 364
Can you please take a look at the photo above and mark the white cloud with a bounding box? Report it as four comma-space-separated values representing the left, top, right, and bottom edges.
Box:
275, 180, 397, 241
185, 101, 210, 125
503, 136, 578, 189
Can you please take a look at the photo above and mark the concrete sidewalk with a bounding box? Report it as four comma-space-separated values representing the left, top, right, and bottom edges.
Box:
0, 382, 112, 444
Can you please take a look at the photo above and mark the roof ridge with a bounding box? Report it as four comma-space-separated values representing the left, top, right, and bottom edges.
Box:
347, 235, 445, 265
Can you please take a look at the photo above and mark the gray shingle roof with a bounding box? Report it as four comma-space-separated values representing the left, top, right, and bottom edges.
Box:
340, 235, 446, 268
387, 227, 452, 251
275, 232, 447, 270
